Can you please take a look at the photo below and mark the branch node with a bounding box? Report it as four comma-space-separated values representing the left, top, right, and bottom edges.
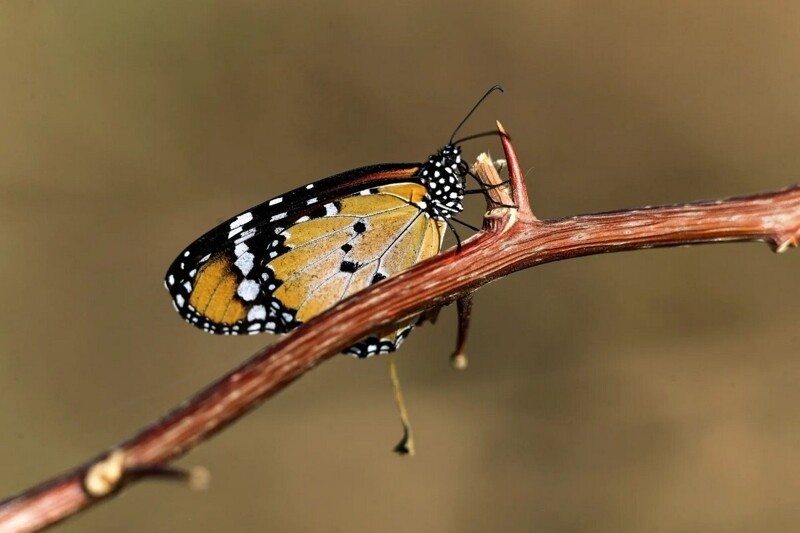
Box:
83, 450, 126, 498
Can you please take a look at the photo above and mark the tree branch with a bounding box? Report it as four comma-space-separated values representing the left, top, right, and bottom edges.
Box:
2, 123, 799, 531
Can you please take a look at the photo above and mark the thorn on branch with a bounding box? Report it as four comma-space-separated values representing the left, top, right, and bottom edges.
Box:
774, 233, 799, 253
127, 464, 211, 491
449, 294, 474, 370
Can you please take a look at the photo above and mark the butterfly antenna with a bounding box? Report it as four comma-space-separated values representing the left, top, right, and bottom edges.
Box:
449, 85, 504, 145
451, 129, 504, 146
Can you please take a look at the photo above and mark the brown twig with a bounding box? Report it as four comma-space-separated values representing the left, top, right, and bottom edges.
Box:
2, 123, 799, 531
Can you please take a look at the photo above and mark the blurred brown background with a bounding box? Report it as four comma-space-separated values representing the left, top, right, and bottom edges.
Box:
2, 1, 800, 531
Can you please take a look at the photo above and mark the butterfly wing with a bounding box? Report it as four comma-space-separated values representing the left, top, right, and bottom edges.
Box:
165, 165, 446, 356
267, 183, 446, 357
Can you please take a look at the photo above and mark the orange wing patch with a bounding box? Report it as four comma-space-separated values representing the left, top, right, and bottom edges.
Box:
282, 217, 352, 248
187, 255, 248, 324
273, 251, 346, 318
269, 230, 352, 281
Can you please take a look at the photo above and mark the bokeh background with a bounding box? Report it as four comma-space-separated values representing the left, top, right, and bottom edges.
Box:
2, 1, 800, 531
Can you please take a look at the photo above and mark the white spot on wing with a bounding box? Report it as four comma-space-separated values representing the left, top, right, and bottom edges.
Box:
175, 294, 185, 308
235, 252, 255, 276
237, 279, 260, 301
270, 212, 287, 222
230, 212, 253, 229
247, 305, 267, 321
235, 228, 256, 243
268, 197, 283, 206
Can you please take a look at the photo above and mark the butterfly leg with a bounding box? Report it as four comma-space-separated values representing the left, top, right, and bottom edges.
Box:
450, 293, 474, 370
451, 217, 482, 232
488, 200, 519, 209
463, 180, 511, 193
464, 173, 518, 209
464, 167, 510, 189
444, 218, 463, 252
463, 192, 519, 210
465, 174, 511, 190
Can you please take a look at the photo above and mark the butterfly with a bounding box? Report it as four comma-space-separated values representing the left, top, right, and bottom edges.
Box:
165, 86, 503, 358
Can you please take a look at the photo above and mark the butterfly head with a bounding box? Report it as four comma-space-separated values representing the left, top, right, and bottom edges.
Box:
419, 85, 503, 221
419, 144, 467, 220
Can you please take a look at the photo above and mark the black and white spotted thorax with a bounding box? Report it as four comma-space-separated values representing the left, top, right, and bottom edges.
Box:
417, 144, 468, 220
